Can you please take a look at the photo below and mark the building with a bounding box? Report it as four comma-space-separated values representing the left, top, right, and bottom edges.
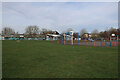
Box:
82, 33, 91, 39
110, 33, 118, 40
0, 34, 4, 40
46, 31, 60, 40
2, 34, 25, 40
82, 33, 100, 40
46, 34, 60, 40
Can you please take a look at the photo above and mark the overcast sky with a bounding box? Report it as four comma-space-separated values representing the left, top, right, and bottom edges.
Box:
2, 2, 118, 33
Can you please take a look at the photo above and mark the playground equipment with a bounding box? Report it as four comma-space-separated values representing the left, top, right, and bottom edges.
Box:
51, 31, 119, 47
70, 31, 74, 45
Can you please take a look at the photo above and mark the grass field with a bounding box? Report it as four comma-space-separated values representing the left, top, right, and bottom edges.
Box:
2, 40, 118, 78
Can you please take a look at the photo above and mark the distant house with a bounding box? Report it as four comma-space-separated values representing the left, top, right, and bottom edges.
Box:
2, 34, 25, 40
16, 34, 24, 39
82, 33, 91, 38
84, 33, 90, 38
46, 31, 60, 40
3, 35, 11, 40
82, 33, 99, 40
0, 34, 4, 40
46, 34, 60, 40
46, 30, 75, 41
110, 33, 118, 40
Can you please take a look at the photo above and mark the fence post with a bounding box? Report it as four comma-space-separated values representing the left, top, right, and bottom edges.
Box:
100, 41, 102, 47
55, 37, 57, 43
111, 41, 112, 47
93, 41, 94, 46
62, 36, 63, 44
78, 33, 79, 45
106, 42, 107, 47
52, 37, 53, 43
65, 33, 67, 44
69, 36, 71, 45
51, 38, 52, 43
59, 34, 61, 44
110, 41, 112, 47
85, 36, 86, 46
63, 34, 65, 45
117, 40, 118, 46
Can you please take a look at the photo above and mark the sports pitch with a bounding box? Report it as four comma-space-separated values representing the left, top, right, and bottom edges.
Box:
2, 40, 118, 78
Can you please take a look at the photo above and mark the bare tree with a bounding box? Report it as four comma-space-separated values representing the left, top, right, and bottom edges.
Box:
40, 28, 48, 34
73, 32, 79, 38
15, 32, 19, 38
80, 28, 87, 36
62, 28, 74, 35
109, 27, 118, 36
25, 25, 39, 38
67, 28, 73, 32
92, 29, 98, 34
2, 27, 15, 36
91, 29, 99, 39
99, 27, 118, 40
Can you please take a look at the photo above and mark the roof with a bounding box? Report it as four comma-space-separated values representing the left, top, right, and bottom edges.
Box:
47, 34, 60, 37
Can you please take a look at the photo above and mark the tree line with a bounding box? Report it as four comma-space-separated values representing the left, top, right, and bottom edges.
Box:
65, 27, 119, 40
1, 25, 56, 38
1, 25, 120, 39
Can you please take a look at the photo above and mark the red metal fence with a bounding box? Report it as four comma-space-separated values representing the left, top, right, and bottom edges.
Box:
51, 40, 119, 47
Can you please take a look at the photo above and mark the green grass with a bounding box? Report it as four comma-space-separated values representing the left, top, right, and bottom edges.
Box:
2, 40, 118, 78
